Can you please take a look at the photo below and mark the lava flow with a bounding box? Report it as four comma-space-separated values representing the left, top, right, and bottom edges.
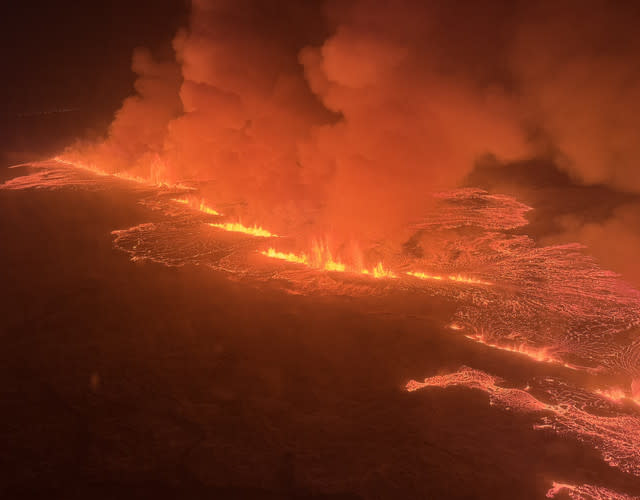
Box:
407, 271, 492, 286
208, 222, 276, 238
407, 367, 640, 477
546, 481, 639, 499
260, 245, 397, 279
5, 160, 640, 494
170, 197, 221, 215
462, 332, 580, 370
53, 157, 194, 191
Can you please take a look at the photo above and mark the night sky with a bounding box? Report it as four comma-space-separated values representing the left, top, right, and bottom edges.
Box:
1, 1, 187, 157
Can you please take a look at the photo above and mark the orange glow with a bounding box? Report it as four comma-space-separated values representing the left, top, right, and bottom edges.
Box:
464, 333, 578, 369
259, 240, 348, 273
259, 246, 345, 272
406, 271, 444, 281
170, 197, 221, 215
407, 270, 491, 286
309, 241, 346, 271
53, 156, 194, 191
260, 245, 397, 279
260, 248, 308, 265
594, 388, 640, 407
208, 222, 276, 238
363, 262, 397, 279
53, 156, 109, 176
447, 274, 492, 285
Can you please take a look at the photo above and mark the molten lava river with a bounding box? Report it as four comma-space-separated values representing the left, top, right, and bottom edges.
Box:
4, 159, 640, 499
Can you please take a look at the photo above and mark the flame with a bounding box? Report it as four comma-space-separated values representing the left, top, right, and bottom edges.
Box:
209, 222, 276, 238
363, 262, 397, 278
260, 248, 308, 264
406, 271, 444, 281
170, 197, 221, 215
407, 270, 491, 285
309, 241, 346, 271
259, 247, 343, 271
260, 245, 397, 279
260, 240, 347, 272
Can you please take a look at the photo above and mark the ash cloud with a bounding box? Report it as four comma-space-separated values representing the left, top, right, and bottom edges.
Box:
542, 203, 640, 289
66, 0, 640, 256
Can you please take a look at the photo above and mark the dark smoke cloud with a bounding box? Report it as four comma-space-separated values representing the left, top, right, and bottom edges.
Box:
511, 1, 640, 192
66, 0, 640, 259
541, 203, 640, 288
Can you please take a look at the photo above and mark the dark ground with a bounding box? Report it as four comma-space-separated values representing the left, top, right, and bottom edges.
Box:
2, 176, 640, 499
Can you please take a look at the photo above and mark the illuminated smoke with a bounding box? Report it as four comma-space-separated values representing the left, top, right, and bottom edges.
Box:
57, 0, 640, 268
58, 0, 640, 273
61, 0, 531, 252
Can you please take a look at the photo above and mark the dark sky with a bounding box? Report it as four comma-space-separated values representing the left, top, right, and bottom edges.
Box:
1, 0, 187, 156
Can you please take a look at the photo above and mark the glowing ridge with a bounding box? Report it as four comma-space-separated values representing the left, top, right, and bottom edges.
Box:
209, 222, 276, 238
260, 248, 308, 265
362, 262, 397, 278
260, 246, 396, 278
463, 333, 578, 369
406, 271, 443, 281
170, 197, 221, 215
53, 157, 194, 191
407, 270, 492, 285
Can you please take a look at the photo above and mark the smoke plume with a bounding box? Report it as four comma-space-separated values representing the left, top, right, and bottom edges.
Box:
65, 0, 640, 259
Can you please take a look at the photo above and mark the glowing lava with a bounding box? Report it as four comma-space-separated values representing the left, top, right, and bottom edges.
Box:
447, 274, 492, 285
407, 367, 640, 477
594, 388, 640, 408
209, 222, 276, 238
259, 246, 345, 271
463, 333, 578, 369
260, 248, 308, 265
406, 271, 491, 286
546, 481, 638, 499
6, 161, 640, 496
53, 157, 194, 191
170, 197, 221, 215
362, 262, 397, 279
406, 271, 443, 281
260, 246, 397, 278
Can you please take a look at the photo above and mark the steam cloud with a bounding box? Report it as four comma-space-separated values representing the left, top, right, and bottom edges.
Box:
66, 0, 640, 254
